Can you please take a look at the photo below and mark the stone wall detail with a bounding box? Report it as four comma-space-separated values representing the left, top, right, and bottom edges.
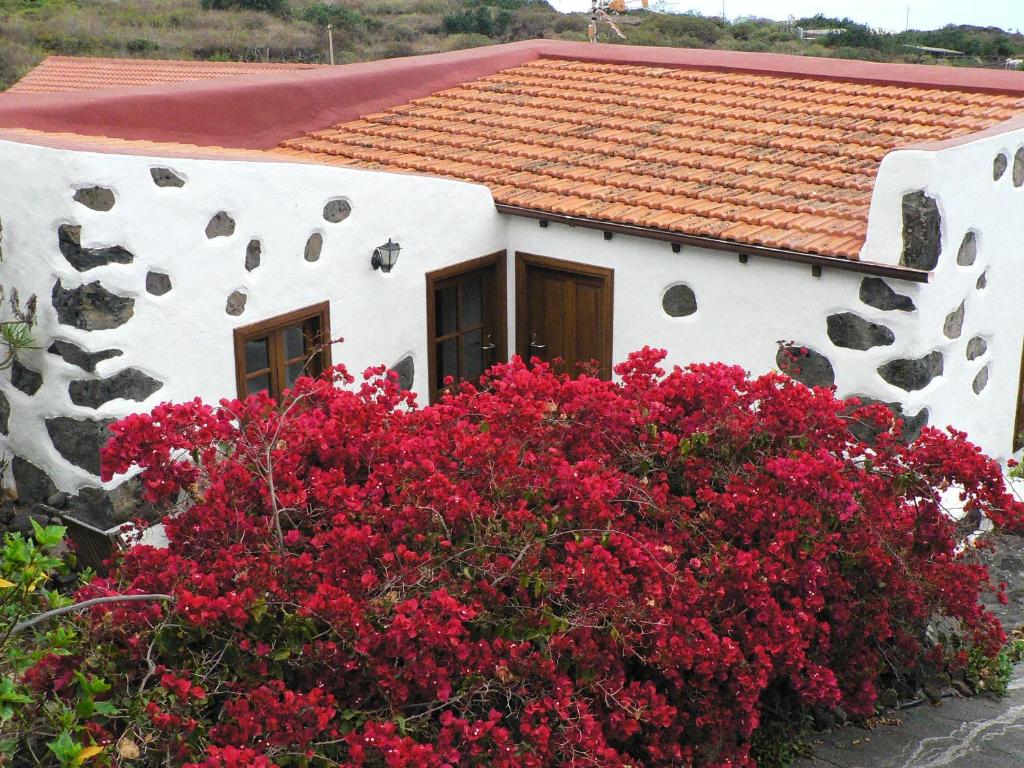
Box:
205, 211, 235, 238
150, 167, 185, 188
826, 312, 894, 350
145, 272, 172, 296
304, 233, 323, 262
859, 277, 915, 312
245, 239, 261, 271
878, 351, 944, 392
776, 344, 834, 388
943, 301, 966, 339
391, 356, 415, 391
45, 417, 115, 476
323, 199, 351, 223
11, 361, 42, 396
226, 290, 247, 316
48, 340, 123, 372
900, 191, 942, 270
72, 186, 115, 211
68, 368, 163, 409
58, 225, 134, 271
52, 280, 134, 330
662, 284, 698, 317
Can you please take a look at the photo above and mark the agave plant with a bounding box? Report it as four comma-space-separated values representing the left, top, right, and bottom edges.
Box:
0, 286, 38, 371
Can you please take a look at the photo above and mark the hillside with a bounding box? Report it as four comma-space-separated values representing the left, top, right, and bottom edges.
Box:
0, 1, 1022, 90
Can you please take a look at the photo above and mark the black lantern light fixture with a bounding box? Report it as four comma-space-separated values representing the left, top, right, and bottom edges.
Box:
371, 239, 401, 273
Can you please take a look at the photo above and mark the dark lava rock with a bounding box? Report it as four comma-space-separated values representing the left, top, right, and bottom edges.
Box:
48, 340, 123, 372
977, 271, 987, 290
304, 232, 323, 262
52, 280, 134, 331
776, 344, 835, 388
391, 355, 415, 391
11, 456, 57, 505
995, 152, 1008, 181
9, 505, 58, 536
826, 312, 894, 350
900, 191, 942, 270
1015, 147, 1024, 188
45, 417, 116, 476
859, 277, 915, 312
68, 476, 160, 529
225, 291, 247, 316
845, 396, 929, 445
72, 186, 115, 212
58, 224, 134, 272
46, 491, 70, 509
69, 368, 163, 409
323, 199, 351, 223
966, 336, 987, 361
0, 390, 9, 435
973, 365, 989, 395
205, 211, 235, 238
245, 239, 261, 271
956, 232, 977, 266
145, 272, 172, 296
150, 167, 185, 188
662, 284, 698, 317
11, 360, 42, 396
878, 351, 944, 392
943, 301, 966, 339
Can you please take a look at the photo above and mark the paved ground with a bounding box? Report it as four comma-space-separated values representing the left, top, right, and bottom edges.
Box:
797, 531, 1024, 768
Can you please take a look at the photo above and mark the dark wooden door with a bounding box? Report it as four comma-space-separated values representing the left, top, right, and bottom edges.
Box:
516, 253, 613, 379
427, 252, 507, 402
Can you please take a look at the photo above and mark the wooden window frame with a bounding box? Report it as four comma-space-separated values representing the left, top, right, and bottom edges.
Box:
426, 251, 508, 403
514, 251, 614, 379
233, 301, 332, 400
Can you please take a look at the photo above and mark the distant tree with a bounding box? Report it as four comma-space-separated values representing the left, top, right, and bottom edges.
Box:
200, 0, 290, 18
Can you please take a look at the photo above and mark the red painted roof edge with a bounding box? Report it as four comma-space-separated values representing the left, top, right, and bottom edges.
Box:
1, 40, 1023, 151
32, 54, 324, 69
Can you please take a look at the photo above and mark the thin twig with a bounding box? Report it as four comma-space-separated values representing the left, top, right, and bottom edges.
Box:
12, 593, 174, 634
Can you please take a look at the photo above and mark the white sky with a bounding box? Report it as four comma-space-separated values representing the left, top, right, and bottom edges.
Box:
547, 1, 1024, 33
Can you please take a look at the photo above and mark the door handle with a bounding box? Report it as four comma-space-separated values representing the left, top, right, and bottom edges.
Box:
529, 333, 547, 351
480, 333, 496, 352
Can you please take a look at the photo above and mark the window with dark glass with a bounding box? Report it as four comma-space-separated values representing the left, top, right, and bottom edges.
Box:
233, 302, 331, 400
426, 252, 507, 403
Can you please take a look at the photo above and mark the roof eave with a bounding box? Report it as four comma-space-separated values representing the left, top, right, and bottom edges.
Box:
496, 204, 931, 284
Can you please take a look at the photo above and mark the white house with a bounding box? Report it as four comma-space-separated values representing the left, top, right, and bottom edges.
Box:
0, 40, 1023, 515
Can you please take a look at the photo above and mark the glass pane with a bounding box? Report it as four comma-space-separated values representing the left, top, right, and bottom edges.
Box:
283, 324, 307, 360
461, 274, 483, 327
246, 373, 270, 396
461, 328, 483, 382
436, 338, 457, 389
285, 361, 306, 388
435, 285, 458, 336
245, 338, 269, 373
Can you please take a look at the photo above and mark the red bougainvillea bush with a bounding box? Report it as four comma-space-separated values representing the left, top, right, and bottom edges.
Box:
24, 349, 1024, 766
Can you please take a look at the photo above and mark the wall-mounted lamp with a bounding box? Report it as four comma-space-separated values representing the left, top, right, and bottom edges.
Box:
371, 239, 401, 273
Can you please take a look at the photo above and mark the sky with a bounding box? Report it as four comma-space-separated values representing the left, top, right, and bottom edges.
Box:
547, 1, 1024, 33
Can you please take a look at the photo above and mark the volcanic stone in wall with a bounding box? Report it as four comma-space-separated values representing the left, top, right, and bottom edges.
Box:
900, 191, 941, 270
58, 225, 134, 272
304, 233, 323, 262
45, 417, 116, 476
977, 271, 987, 290
68, 477, 160, 530
776, 345, 835, 388
995, 153, 1008, 181
943, 301, 966, 339
859, 277, 915, 312
877, 351, 943, 392
52, 280, 134, 331
145, 272, 172, 296
245, 239, 261, 271
0, 390, 9, 435
206, 211, 235, 238
826, 312, 894, 350
226, 291, 247, 316
323, 199, 351, 223
957, 232, 977, 267
662, 284, 698, 317
11, 456, 57, 505
966, 336, 988, 361
69, 368, 163, 409
11, 360, 42, 395
72, 186, 115, 212
846, 396, 929, 445
48, 340, 123, 372
1015, 147, 1024, 188
973, 365, 990, 394
391, 356, 415, 391
150, 167, 185, 188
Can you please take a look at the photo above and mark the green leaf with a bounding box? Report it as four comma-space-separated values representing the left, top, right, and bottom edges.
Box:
93, 701, 119, 716
271, 647, 291, 661
47, 732, 82, 765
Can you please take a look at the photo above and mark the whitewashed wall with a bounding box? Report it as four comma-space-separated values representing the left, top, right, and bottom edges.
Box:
862, 126, 1024, 460
0, 140, 505, 494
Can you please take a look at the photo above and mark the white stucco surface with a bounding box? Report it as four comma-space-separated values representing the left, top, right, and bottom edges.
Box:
2, 125, 1024, 495
0, 140, 504, 492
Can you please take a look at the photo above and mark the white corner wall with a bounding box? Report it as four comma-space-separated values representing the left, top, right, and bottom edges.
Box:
0, 140, 505, 492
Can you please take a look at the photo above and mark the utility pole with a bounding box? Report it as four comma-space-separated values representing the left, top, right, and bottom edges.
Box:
327, 23, 335, 65
905, 6, 910, 32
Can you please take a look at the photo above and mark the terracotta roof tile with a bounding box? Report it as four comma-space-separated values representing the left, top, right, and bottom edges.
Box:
7, 55, 324, 94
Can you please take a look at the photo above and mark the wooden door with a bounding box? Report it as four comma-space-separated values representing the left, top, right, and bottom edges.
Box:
516, 253, 613, 379
426, 251, 507, 402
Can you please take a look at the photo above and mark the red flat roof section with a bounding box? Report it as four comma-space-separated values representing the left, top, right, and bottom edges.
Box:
7, 56, 325, 94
